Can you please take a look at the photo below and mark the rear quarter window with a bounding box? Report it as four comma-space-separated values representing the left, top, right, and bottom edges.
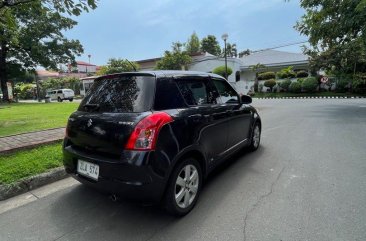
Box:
154, 78, 187, 110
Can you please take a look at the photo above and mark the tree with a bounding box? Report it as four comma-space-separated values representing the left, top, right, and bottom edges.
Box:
250, 63, 266, 92
239, 49, 251, 58
186, 32, 200, 55
264, 79, 276, 92
212, 66, 233, 78
96, 58, 139, 75
155, 42, 192, 70
0, 0, 97, 15
222, 43, 237, 58
0, 0, 97, 101
295, 0, 366, 77
200, 35, 221, 56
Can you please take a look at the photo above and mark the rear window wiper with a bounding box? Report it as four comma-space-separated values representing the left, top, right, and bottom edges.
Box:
83, 104, 100, 111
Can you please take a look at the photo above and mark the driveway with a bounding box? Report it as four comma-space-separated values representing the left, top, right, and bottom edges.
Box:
0, 98, 365, 241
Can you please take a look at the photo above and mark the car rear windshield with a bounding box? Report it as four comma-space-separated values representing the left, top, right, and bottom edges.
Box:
79, 75, 155, 113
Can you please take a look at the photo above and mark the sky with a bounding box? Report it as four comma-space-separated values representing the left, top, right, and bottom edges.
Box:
64, 0, 307, 66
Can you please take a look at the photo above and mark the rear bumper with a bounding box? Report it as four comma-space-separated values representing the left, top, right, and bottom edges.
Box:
63, 144, 167, 203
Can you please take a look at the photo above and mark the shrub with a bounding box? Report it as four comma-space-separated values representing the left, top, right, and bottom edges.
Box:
277, 66, 296, 79
212, 66, 233, 78
297, 78, 305, 85
264, 79, 276, 92
335, 79, 349, 93
302, 77, 318, 92
352, 75, 366, 94
15, 83, 35, 99
279, 79, 291, 91
258, 71, 275, 80
296, 70, 309, 78
289, 82, 302, 93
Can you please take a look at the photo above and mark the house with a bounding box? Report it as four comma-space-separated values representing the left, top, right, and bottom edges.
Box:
136, 49, 309, 94
36, 70, 60, 81
68, 61, 97, 74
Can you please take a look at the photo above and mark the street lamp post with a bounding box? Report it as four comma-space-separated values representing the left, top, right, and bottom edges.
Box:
221, 33, 228, 80
87, 54, 91, 74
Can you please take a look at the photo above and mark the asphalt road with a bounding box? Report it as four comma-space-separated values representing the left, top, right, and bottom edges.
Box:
1, 99, 366, 241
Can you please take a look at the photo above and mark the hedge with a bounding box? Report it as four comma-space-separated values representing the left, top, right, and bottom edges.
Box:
302, 77, 318, 92
289, 82, 302, 93
258, 72, 276, 80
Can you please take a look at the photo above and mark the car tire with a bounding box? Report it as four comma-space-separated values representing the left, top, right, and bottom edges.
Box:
164, 158, 202, 216
69, 98, 73, 102
248, 122, 261, 151
57, 97, 63, 102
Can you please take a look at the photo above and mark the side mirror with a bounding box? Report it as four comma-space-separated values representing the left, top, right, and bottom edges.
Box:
241, 95, 252, 104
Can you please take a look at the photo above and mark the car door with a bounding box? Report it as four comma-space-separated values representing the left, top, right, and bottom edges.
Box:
211, 78, 252, 152
174, 76, 229, 166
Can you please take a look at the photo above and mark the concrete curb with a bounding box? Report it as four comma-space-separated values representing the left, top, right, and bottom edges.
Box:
253, 96, 366, 99
0, 139, 63, 155
0, 167, 68, 201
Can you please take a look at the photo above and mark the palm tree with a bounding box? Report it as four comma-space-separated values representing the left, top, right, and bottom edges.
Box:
250, 63, 266, 92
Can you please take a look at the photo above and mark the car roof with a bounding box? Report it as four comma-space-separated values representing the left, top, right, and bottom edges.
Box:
99, 70, 225, 80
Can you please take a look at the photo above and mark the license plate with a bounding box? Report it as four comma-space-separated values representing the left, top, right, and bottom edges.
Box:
77, 160, 99, 180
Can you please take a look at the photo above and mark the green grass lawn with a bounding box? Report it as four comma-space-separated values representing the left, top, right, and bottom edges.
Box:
0, 102, 79, 137
252, 92, 366, 98
0, 141, 63, 185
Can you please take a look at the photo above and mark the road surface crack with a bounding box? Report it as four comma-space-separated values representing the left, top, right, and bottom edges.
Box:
243, 166, 286, 241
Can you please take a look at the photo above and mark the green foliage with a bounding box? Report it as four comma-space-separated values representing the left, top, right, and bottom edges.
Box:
289, 82, 302, 93
0, 1, 97, 15
156, 42, 192, 70
200, 35, 221, 56
258, 72, 276, 80
0, 102, 78, 136
239, 49, 251, 58
296, 70, 309, 78
335, 78, 349, 93
97, 58, 139, 75
279, 79, 292, 91
297, 78, 305, 85
352, 74, 366, 93
0, 142, 63, 184
0, 0, 97, 101
222, 43, 238, 58
212, 66, 233, 78
186, 32, 200, 55
14, 82, 35, 99
277, 66, 296, 79
39, 76, 81, 95
264, 79, 276, 92
302, 77, 318, 92
295, 0, 366, 75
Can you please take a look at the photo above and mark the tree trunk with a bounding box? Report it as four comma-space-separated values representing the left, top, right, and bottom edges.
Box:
0, 39, 8, 101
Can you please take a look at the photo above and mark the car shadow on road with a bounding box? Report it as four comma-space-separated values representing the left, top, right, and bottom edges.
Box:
49, 147, 266, 241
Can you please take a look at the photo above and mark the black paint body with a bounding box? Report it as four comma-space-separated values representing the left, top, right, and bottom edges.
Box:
63, 71, 261, 203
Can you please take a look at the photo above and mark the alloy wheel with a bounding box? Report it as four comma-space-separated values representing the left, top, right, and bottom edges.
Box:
174, 164, 199, 209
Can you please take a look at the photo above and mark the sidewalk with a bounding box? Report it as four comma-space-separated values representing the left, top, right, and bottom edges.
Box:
0, 128, 65, 153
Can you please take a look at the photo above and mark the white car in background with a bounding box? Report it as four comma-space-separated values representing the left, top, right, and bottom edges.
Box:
46, 89, 75, 102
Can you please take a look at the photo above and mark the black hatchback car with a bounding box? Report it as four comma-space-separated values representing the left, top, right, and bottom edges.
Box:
63, 71, 261, 216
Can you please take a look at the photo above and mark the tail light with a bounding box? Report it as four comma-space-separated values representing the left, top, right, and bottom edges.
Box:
125, 112, 173, 150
